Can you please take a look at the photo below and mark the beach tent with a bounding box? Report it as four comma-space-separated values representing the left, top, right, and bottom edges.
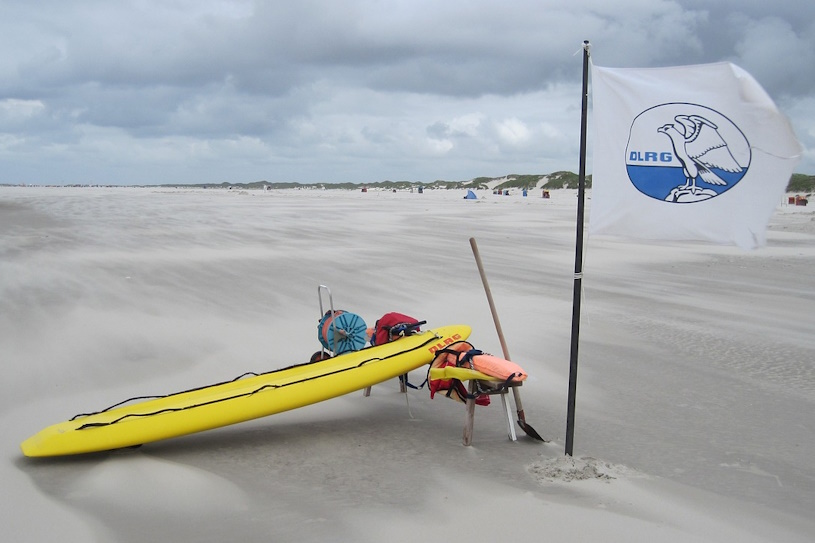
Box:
464, 190, 477, 200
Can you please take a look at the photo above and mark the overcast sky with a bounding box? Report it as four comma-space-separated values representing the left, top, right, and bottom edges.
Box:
1, 0, 813, 185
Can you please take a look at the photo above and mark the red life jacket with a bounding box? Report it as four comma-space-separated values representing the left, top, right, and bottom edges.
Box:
428, 341, 490, 406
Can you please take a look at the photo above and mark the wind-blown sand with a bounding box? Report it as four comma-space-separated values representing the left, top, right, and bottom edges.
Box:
2, 186, 814, 542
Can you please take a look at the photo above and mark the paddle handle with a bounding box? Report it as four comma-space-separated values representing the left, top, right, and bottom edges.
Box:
469, 238, 511, 361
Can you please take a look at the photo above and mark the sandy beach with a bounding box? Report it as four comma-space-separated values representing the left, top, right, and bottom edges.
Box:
2, 185, 814, 542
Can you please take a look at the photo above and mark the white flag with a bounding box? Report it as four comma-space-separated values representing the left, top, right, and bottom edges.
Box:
589, 62, 802, 249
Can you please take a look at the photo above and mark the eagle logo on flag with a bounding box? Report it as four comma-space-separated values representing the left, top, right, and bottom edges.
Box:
625, 104, 751, 203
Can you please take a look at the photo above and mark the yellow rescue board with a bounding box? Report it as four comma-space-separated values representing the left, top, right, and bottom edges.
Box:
428, 366, 498, 382
21, 325, 471, 457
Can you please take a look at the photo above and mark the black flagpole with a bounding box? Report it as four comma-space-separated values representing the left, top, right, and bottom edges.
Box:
565, 40, 590, 457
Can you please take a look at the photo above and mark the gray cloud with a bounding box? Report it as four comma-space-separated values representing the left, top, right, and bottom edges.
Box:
0, 0, 813, 184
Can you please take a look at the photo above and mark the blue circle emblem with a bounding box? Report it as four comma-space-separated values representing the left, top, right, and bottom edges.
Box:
625, 103, 751, 203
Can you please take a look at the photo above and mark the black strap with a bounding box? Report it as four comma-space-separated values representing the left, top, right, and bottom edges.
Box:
386, 320, 427, 341
74, 333, 441, 429
400, 374, 427, 390
456, 349, 484, 368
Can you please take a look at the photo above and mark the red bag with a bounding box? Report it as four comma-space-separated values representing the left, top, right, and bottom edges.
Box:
371, 312, 423, 346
